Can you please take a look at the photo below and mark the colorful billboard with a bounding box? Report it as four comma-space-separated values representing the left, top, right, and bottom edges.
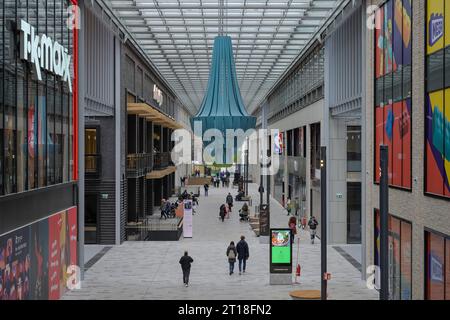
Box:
0, 207, 77, 300
374, 0, 412, 189
425, 0, 450, 199
374, 209, 412, 300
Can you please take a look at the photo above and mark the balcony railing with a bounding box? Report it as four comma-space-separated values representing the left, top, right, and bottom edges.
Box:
85, 154, 101, 178
127, 153, 152, 177
153, 152, 171, 170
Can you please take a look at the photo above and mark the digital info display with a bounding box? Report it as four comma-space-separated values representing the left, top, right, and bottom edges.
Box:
271, 229, 291, 264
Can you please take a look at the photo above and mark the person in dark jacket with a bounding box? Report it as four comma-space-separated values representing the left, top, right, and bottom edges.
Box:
236, 236, 249, 275
204, 183, 209, 196
226, 193, 233, 212
219, 204, 226, 222
226, 241, 237, 275
308, 216, 319, 244
179, 251, 194, 287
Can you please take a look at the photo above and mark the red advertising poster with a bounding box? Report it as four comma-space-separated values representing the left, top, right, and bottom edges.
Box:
392, 102, 403, 187
401, 100, 411, 188
48, 212, 62, 300
375, 107, 384, 183
67, 207, 78, 268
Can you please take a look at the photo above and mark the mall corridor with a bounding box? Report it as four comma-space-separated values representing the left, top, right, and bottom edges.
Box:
63, 184, 376, 300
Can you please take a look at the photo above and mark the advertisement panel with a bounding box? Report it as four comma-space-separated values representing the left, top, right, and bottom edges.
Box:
273, 130, 283, 155
270, 229, 292, 274
426, 90, 445, 196
183, 200, 193, 238
30, 219, 49, 300
0, 206, 77, 300
48, 212, 62, 300
427, 0, 444, 55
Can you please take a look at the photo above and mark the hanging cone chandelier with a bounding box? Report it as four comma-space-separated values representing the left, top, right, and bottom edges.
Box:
191, 36, 256, 164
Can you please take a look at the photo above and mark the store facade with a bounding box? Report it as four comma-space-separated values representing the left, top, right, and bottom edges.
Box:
0, 0, 79, 300
366, 0, 450, 299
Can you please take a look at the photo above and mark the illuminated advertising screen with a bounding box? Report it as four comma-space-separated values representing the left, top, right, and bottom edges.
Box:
273, 130, 283, 155
270, 229, 292, 274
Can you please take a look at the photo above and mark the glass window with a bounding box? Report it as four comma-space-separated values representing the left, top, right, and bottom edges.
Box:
376, 77, 384, 107
374, 210, 412, 299
347, 126, 361, 172
28, 81, 37, 190
427, 50, 445, 92
446, 239, 450, 299
0, 0, 75, 197
63, 93, 69, 182
47, 85, 55, 185
400, 221, 412, 300
425, 231, 446, 300
374, 0, 412, 190
38, 84, 47, 188
389, 216, 401, 300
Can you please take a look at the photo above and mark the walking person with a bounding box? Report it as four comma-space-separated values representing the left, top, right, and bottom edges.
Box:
226, 241, 237, 275
294, 197, 300, 216
289, 216, 297, 244
179, 251, 194, 287
236, 235, 249, 275
308, 216, 319, 244
286, 198, 292, 216
204, 183, 209, 197
219, 204, 226, 222
226, 193, 234, 212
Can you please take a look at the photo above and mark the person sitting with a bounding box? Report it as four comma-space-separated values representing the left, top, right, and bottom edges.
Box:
235, 190, 245, 201
239, 203, 250, 222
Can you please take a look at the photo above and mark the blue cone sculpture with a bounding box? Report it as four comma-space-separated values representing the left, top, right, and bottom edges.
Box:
191, 36, 256, 164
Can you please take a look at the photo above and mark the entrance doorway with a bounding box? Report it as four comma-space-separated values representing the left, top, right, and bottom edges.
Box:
347, 182, 361, 244
85, 193, 99, 244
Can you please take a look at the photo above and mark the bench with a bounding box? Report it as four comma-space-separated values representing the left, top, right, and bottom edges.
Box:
289, 290, 321, 300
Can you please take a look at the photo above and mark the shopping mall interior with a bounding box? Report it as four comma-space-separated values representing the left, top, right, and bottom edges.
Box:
0, 0, 449, 301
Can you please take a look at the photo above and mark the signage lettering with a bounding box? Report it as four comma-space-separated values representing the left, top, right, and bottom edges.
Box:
19, 19, 72, 93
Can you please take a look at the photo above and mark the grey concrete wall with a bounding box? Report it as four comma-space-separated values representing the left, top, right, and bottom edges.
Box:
365, 0, 450, 299
328, 117, 348, 244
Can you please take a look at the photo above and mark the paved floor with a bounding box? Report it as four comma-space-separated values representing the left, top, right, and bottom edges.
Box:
63, 183, 378, 300
84, 245, 107, 265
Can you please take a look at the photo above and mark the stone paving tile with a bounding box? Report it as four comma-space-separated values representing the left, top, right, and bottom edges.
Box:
63, 184, 378, 300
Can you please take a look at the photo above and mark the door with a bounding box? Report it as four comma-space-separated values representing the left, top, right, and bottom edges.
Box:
347, 182, 362, 244
85, 193, 99, 244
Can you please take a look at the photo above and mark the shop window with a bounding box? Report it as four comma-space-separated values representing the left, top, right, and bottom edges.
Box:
373, 0, 412, 190
427, 50, 445, 92
425, 0, 450, 199
287, 130, 293, 156
425, 230, 449, 300
374, 209, 412, 300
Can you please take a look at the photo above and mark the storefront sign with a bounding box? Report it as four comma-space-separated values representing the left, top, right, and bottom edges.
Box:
19, 19, 72, 93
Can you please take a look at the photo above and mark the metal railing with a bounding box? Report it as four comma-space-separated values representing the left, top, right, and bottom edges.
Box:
127, 153, 152, 177
153, 152, 170, 169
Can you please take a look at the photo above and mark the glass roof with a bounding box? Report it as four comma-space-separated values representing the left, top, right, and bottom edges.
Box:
106, 0, 344, 114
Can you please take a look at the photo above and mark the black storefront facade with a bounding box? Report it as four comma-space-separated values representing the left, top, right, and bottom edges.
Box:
81, 1, 179, 244
123, 41, 178, 241
0, 0, 79, 300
